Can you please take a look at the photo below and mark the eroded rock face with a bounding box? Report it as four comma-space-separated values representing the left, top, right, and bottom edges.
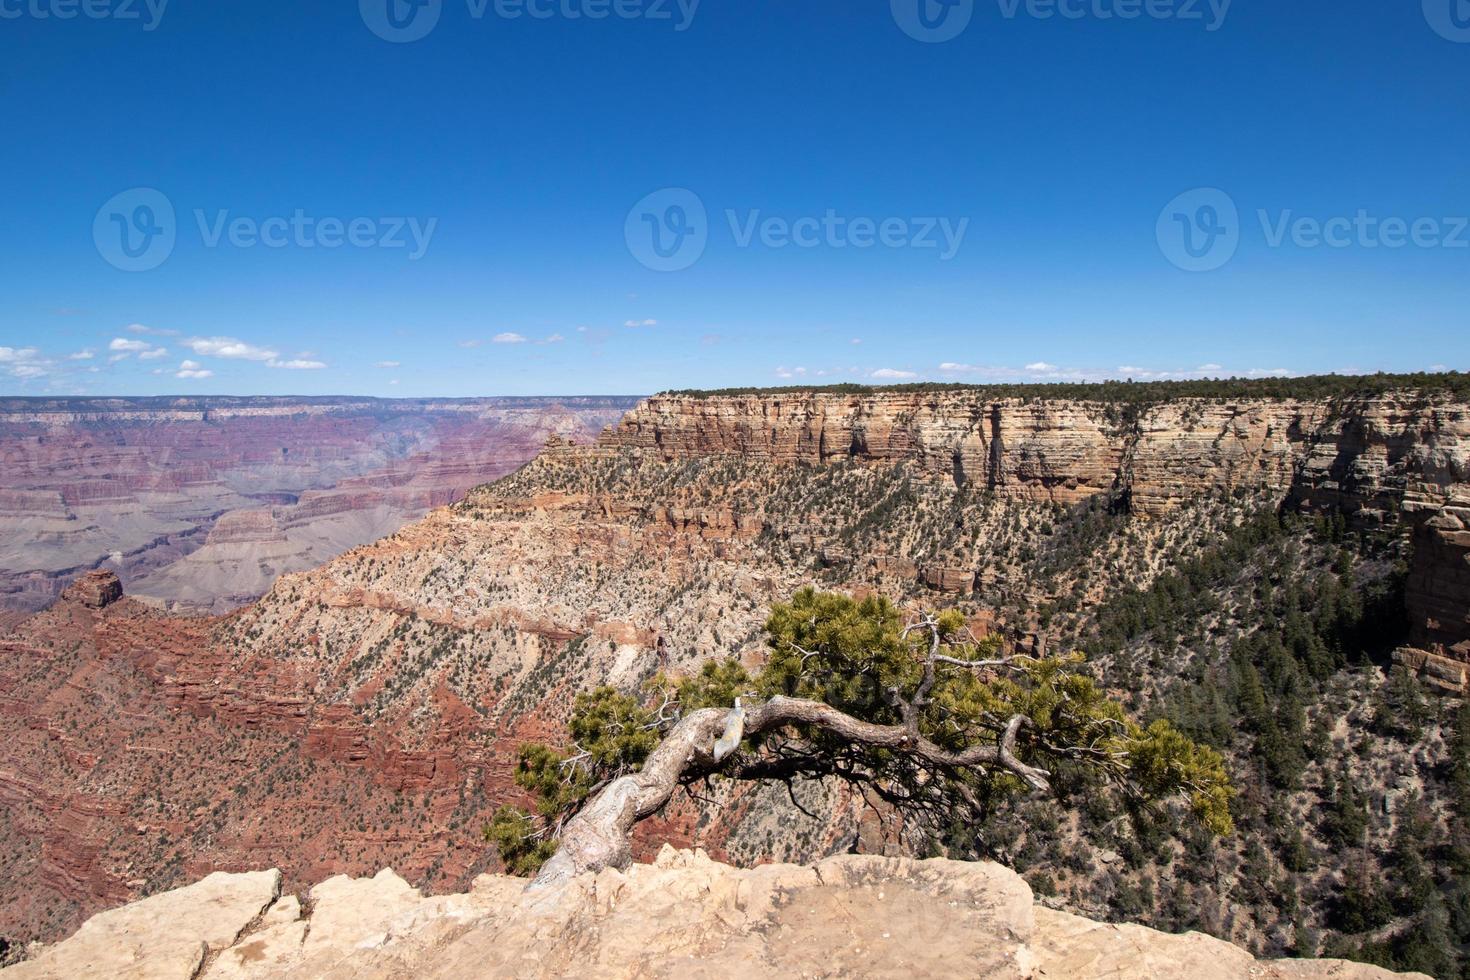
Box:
1, 851, 1423, 980
59, 571, 122, 610
1406, 497, 1470, 656
602, 391, 1470, 520
604, 390, 1470, 660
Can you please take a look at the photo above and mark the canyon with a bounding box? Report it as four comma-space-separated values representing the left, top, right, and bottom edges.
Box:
2, 380, 1468, 970
0, 396, 638, 614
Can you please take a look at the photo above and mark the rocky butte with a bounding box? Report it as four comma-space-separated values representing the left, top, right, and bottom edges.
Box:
1, 376, 1467, 972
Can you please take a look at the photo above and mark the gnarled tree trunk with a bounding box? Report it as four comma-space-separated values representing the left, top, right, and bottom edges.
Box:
529, 696, 1045, 889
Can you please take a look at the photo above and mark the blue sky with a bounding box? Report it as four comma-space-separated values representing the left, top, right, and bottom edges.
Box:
2, 0, 1468, 397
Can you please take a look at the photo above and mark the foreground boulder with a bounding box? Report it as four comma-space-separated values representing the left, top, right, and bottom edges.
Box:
3, 850, 1424, 979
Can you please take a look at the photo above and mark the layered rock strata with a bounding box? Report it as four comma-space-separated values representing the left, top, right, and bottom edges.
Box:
0, 396, 637, 612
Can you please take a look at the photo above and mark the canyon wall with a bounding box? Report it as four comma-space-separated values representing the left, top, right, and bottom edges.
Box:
602, 389, 1470, 658
0, 396, 637, 613
602, 390, 1470, 521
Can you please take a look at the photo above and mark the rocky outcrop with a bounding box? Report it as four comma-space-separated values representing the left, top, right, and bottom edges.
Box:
59, 571, 122, 610
2, 849, 1422, 980
3, 870, 280, 980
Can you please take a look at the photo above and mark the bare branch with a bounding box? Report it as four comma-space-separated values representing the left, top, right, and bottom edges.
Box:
530, 695, 1051, 889
931, 654, 1033, 670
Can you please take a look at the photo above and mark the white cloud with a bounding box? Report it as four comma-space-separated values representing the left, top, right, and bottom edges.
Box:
127, 323, 179, 336
9, 364, 47, 379
1246, 367, 1291, 378
1117, 366, 1181, 380
871, 368, 919, 380
539, 334, 565, 344
68, 349, 96, 360
850, 338, 862, 345
110, 337, 170, 362
493, 332, 527, 344
624, 319, 657, 328
1430, 364, 1449, 372
375, 360, 401, 369
935, 361, 1126, 382
176, 360, 211, 379
1197, 363, 1224, 372
0, 346, 40, 363
268, 358, 327, 370
775, 366, 809, 380
388, 379, 400, 386
183, 336, 279, 361
458, 339, 485, 349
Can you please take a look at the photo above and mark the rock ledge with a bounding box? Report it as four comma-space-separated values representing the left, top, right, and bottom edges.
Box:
2, 849, 1425, 980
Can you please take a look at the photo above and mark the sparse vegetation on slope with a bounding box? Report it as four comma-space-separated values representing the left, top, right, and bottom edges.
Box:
490, 588, 1232, 885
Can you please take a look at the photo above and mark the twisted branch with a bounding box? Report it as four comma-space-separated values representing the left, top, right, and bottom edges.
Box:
529, 694, 1049, 889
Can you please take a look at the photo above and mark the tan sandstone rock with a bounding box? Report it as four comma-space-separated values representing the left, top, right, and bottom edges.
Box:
4, 869, 280, 980
2, 852, 1429, 980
